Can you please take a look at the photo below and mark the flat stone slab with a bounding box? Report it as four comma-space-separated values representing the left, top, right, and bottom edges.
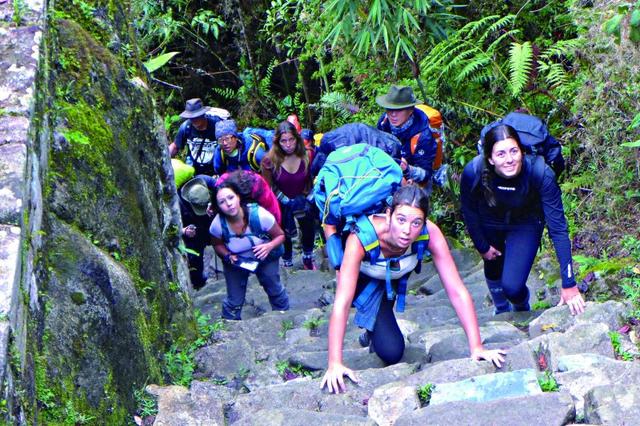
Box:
395, 391, 575, 426
584, 383, 640, 425
429, 368, 542, 405
234, 409, 375, 425
529, 301, 629, 338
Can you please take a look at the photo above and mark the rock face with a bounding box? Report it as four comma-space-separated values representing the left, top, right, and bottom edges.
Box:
0, 0, 193, 423
148, 248, 639, 425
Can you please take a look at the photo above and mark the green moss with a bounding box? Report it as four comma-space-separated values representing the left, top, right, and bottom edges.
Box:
70, 292, 86, 305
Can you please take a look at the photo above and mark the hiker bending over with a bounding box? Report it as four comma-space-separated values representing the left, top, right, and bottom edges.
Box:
376, 86, 438, 189
210, 179, 289, 320
169, 98, 223, 176
180, 175, 217, 290
262, 121, 317, 270
459, 124, 585, 316
213, 119, 268, 175
321, 186, 505, 393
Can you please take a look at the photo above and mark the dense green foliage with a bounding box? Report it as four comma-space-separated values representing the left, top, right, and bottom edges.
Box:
133, 0, 640, 308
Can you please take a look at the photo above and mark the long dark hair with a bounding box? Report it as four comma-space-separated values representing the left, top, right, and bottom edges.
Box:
266, 121, 309, 176
212, 179, 250, 224
480, 124, 524, 207
390, 185, 429, 218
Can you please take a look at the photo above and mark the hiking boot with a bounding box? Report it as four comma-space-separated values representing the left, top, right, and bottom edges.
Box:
302, 254, 317, 270
358, 331, 370, 347
282, 258, 293, 268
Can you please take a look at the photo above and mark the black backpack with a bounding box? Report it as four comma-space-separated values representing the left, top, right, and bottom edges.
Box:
310, 123, 402, 176
479, 112, 565, 177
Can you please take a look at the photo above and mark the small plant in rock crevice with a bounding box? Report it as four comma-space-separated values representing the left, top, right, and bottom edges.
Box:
133, 387, 158, 418
538, 370, 559, 392
302, 316, 327, 335
164, 311, 225, 386
275, 360, 313, 381
417, 383, 435, 406
609, 331, 635, 361
278, 319, 294, 338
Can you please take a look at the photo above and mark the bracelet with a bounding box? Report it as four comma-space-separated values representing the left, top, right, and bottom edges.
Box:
224, 253, 232, 263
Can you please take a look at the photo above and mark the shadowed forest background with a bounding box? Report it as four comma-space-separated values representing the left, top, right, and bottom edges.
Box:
140, 0, 639, 305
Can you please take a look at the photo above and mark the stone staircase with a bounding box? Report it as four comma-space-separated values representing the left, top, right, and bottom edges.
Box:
146, 247, 640, 425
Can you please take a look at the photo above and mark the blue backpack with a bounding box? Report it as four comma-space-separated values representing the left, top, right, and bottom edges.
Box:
314, 143, 403, 228
479, 112, 565, 177
219, 203, 284, 263
314, 143, 404, 271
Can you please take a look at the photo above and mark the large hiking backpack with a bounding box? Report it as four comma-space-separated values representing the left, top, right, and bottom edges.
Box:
310, 123, 402, 176
314, 143, 403, 270
314, 143, 403, 227
479, 112, 565, 176
219, 133, 268, 172
412, 104, 446, 171
218, 203, 284, 262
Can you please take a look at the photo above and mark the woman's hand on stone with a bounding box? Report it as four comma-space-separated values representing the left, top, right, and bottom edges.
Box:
558, 286, 586, 315
320, 363, 358, 394
471, 348, 507, 368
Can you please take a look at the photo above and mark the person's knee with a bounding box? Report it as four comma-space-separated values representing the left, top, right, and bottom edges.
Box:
375, 341, 404, 365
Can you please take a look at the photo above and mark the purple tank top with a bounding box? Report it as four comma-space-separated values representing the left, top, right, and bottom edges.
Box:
274, 161, 308, 199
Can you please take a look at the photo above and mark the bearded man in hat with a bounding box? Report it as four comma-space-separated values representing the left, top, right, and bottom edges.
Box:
169, 98, 228, 176
376, 86, 438, 189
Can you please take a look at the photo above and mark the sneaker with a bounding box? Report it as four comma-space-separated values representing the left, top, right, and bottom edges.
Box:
302, 254, 317, 270
282, 258, 293, 268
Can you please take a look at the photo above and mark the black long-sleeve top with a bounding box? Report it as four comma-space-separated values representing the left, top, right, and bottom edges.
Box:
459, 155, 576, 288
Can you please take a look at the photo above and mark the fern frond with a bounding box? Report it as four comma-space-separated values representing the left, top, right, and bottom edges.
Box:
508, 41, 533, 97
540, 61, 567, 88
540, 38, 581, 60
318, 91, 357, 123
455, 55, 492, 83
484, 30, 519, 54
486, 15, 516, 36
211, 86, 237, 100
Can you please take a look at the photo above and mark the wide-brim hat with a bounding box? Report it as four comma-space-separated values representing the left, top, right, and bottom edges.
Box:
180, 98, 210, 119
375, 85, 422, 110
180, 177, 210, 216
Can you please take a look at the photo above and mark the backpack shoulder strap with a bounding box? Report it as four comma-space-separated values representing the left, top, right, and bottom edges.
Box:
354, 215, 381, 265
411, 224, 430, 274
246, 203, 265, 238
219, 215, 231, 244
410, 132, 420, 155
247, 134, 267, 171
470, 155, 484, 191
531, 155, 546, 191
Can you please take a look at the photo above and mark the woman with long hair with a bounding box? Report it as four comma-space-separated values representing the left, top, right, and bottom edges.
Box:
209, 179, 289, 320
459, 124, 585, 316
261, 120, 317, 270
321, 185, 505, 393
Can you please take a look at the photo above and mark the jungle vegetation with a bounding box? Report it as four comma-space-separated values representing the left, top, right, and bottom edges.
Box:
133, 0, 640, 315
